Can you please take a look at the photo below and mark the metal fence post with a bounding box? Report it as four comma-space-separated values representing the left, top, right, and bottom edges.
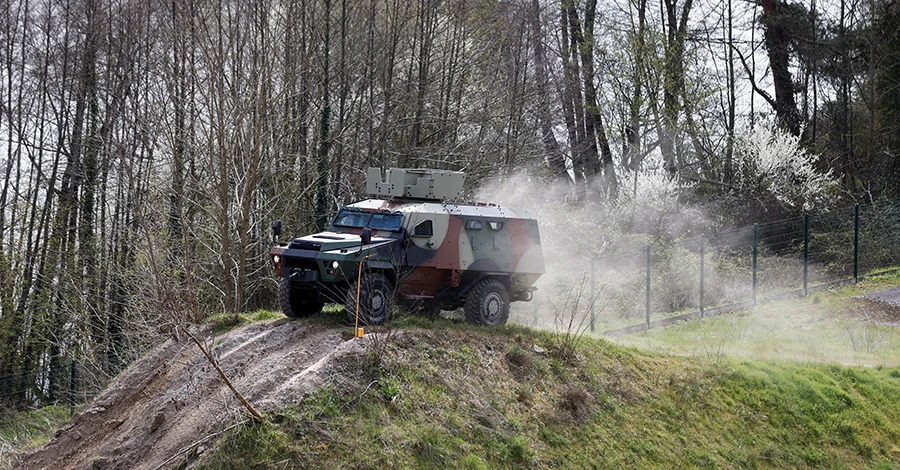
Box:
803, 214, 809, 296
699, 238, 705, 318
69, 360, 77, 417
590, 258, 596, 332
752, 224, 759, 304
854, 203, 860, 283
646, 245, 651, 328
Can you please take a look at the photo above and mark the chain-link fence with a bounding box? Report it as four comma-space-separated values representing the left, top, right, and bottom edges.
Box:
580, 198, 900, 335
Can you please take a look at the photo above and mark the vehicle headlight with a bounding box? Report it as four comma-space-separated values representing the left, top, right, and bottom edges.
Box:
273, 255, 280, 264
331, 261, 340, 269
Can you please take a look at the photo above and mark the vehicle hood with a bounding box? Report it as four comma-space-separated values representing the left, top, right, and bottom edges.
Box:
288, 231, 395, 253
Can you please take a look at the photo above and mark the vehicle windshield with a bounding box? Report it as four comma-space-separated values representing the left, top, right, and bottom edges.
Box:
332, 208, 403, 231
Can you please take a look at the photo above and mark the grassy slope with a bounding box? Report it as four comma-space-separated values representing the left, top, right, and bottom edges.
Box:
616, 271, 900, 366
197, 319, 900, 469
9, 274, 900, 468
0, 406, 70, 467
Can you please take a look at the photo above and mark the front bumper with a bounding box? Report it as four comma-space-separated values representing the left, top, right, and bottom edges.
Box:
287, 267, 320, 283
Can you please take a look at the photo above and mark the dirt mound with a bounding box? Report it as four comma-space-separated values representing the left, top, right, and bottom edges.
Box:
14, 319, 359, 470
854, 287, 900, 325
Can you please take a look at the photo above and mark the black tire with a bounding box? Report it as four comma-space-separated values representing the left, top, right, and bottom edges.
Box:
345, 273, 394, 325
464, 278, 510, 327
279, 278, 324, 318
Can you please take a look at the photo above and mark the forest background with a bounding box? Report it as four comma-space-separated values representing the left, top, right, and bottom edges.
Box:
1, 0, 898, 409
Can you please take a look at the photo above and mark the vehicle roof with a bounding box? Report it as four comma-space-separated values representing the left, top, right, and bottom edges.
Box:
346, 198, 536, 220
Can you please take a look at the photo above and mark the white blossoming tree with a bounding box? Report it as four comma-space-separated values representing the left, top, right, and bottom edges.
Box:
733, 125, 837, 217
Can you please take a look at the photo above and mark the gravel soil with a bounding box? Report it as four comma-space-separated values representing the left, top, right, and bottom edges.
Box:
13, 319, 358, 470
860, 286, 900, 307
852, 287, 900, 325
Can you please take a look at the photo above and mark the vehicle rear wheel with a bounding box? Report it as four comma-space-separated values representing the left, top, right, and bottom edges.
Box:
345, 273, 394, 325
279, 278, 324, 318
464, 278, 509, 327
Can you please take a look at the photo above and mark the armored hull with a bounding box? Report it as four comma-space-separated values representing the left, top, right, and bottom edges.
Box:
270, 168, 544, 327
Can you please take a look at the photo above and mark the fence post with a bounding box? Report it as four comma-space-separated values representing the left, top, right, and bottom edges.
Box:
803, 214, 809, 296
590, 258, 595, 332
752, 224, 759, 304
646, 245, 651, 328
699, 238, 705, 318
69, 360, 77, 417
853, 203, 860, 283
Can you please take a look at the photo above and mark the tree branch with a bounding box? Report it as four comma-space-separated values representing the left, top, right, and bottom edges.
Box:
179, 325, 265, 422
733, 44, 778, 110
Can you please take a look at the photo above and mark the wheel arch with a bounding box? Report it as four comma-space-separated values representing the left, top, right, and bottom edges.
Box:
344, 259, 399, 289
458, 272, 511, 297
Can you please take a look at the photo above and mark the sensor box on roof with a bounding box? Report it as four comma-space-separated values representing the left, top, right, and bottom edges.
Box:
366, 167, 465, 201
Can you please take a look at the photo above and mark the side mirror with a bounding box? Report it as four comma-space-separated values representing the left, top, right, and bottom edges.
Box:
272, 220, 282, 243
361, 228, 372, 245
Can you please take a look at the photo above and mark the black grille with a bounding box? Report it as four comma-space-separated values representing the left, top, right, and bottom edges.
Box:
285, 258, 319, 270
289, 238, 322, 251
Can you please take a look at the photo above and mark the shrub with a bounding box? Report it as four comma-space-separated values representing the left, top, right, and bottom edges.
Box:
728, 124, 836, 222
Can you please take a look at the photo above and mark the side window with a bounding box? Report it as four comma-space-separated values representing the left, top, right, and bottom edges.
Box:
488, 221, 503, 231
413, 219, 433, 237
465, 219, 483, 230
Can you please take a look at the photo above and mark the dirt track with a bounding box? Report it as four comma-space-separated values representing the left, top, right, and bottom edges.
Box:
14, 319, 358, 470
861, 287, 900, 306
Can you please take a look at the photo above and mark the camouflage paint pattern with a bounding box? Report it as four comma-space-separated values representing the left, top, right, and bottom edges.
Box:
270, 198, 544, 305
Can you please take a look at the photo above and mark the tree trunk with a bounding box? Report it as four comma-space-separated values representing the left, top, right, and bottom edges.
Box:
724, 0, 735, 183
560, 1, 586, 199
761, 0, 801, 136
660, 0, 693, 176
529, 0, 568, 184
315, 0, 332, 231
578, 0, 617, 199
169, 0, 188, 259
624, 0, 646, 173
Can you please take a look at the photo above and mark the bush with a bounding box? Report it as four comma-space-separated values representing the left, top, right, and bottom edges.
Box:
730, 124, 837, 222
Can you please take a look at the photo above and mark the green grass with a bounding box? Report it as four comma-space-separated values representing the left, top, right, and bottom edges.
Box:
615, 270, 900, 366
0, 405, 70, 467
204, 309, 283, 333
513, 267, 900, 335
13, 271, 900, 468
204, 305, 357, 332
195, 317, 900, 469
193, 272, 900, 468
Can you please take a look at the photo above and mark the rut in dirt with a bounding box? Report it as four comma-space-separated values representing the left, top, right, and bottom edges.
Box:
14, 319, 361, 470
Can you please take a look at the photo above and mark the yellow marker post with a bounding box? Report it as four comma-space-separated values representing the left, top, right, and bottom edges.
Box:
355, 253, 376, 339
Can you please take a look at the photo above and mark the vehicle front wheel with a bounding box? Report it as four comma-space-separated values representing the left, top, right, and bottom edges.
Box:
279, 278, 324, 318
464, 278, 509, 327
345, 273, 394, 325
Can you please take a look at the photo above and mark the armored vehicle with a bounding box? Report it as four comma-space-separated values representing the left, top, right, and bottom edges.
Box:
270, 168, 544, 327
